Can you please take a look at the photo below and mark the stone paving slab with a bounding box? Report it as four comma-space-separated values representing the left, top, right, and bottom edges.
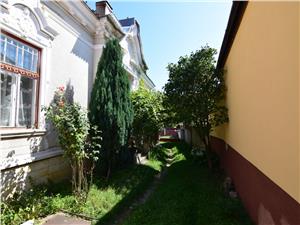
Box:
41, 212, 91, 225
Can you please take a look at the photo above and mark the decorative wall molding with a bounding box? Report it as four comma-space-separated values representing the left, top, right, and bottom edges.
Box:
42, 0, 97, 36
41, 1, 95, 49
0, 2, 58, 41
0, 63, 39, 79
120, 19, 154, 89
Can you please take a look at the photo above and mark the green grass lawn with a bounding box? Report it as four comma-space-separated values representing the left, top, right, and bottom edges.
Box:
159, 135, 172, 138
68, 162, 160, 221
1, 142, 253, 225
121, 143, 253, 225
1, 160, 162, 225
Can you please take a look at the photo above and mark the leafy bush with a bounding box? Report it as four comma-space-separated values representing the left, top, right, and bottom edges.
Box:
0, 184, 59, 225
131, 83, 165, 153
148, 142, 190, 167
164, 46, 228, 168
191, 146, 220, 169
43, 86, 100, 196
148, 145, 167, 162
191, 147, 207, 164
146, 159, 163, 172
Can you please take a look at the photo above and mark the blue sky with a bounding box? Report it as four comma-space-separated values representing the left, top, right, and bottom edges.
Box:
87, 1, 232, 90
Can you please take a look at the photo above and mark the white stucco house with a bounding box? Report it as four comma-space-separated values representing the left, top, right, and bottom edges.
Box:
0, 0, 154, 199
119, 17, 155, 90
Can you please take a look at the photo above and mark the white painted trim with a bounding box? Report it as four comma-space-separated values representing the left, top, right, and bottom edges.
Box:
42, 2, 94, 49
94, 44, 105, 50
42, 1, 95, 35
55, 1, 98, 33
0, 129, 46, 139
1, 0, 58, 40
106, 13, 125, 37
0, 23, 51, 48
46, 12, 79, 37
38, 45, 49, 129
0, 129, 46, 134
124, 64, 138, 79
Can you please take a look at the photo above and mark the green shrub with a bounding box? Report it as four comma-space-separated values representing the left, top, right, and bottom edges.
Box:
148, 145, 167, 162
89, 39, 133, 179
131, 83, 165, 153
0, 185, 59, 225
43, 86, 100, 196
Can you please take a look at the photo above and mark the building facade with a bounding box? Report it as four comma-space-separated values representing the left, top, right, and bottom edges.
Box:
119, 17, 155, 90
0, 0, 154, 199
214, 2, 300, 225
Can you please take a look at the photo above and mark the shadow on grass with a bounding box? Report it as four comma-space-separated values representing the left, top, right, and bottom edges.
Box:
105, 141, 254, 225
45, 180, 73, 197
94, 142, 191, 225
120, 159, 253, 225
1, 163, 159, 225
92, 141, 252, 225
94, 163, 159, 225
160, 141, 192, 159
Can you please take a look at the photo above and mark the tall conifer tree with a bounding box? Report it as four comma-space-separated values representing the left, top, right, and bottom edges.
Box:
89, 39, 133, 179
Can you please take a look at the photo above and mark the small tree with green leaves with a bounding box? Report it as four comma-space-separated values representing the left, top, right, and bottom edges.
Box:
131, 82, 164, 152
43, 86, 100, 197
89, 39, 133, 179
164, 46, 228, 168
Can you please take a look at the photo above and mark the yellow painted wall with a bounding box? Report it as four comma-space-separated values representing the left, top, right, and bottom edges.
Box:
219, 2, 299, 203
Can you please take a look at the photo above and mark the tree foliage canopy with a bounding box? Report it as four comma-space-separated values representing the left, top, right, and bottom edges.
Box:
89, 39, 133, 177
164, 46, 228, 150
131, 82, 164, 152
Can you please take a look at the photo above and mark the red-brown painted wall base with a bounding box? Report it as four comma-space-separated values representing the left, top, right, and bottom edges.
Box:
159, 138, 179, 142
211, 136, 300, 225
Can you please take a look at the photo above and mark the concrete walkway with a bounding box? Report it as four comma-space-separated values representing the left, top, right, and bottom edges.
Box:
41, 212, 91, 225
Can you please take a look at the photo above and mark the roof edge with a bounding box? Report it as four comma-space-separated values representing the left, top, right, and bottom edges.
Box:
106, 13, 125, 38
216, 1, 248, 69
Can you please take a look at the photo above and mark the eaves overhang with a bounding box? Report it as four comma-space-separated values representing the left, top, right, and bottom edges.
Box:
106, 13, 125, 38
216, 1, 248, 70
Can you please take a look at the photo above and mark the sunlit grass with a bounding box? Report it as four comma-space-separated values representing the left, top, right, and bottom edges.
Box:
1, 162, 160, 225
122, 142, 253, 225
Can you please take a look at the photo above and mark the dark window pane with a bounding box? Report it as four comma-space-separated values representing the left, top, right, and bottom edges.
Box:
0, 73, 14, 126
23, 50, 32, 71
32, 54, 38, 72
0, 40, 5, 62
18, 76, 35, 127
17, 45, 23, 67
5, 42, 16, 65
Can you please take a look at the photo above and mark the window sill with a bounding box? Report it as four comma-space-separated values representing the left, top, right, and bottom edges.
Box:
1, 147, 63, 171
0, 128, 46, 140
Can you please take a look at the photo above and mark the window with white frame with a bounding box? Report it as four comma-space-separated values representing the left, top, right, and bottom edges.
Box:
0, 33, 40, 128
